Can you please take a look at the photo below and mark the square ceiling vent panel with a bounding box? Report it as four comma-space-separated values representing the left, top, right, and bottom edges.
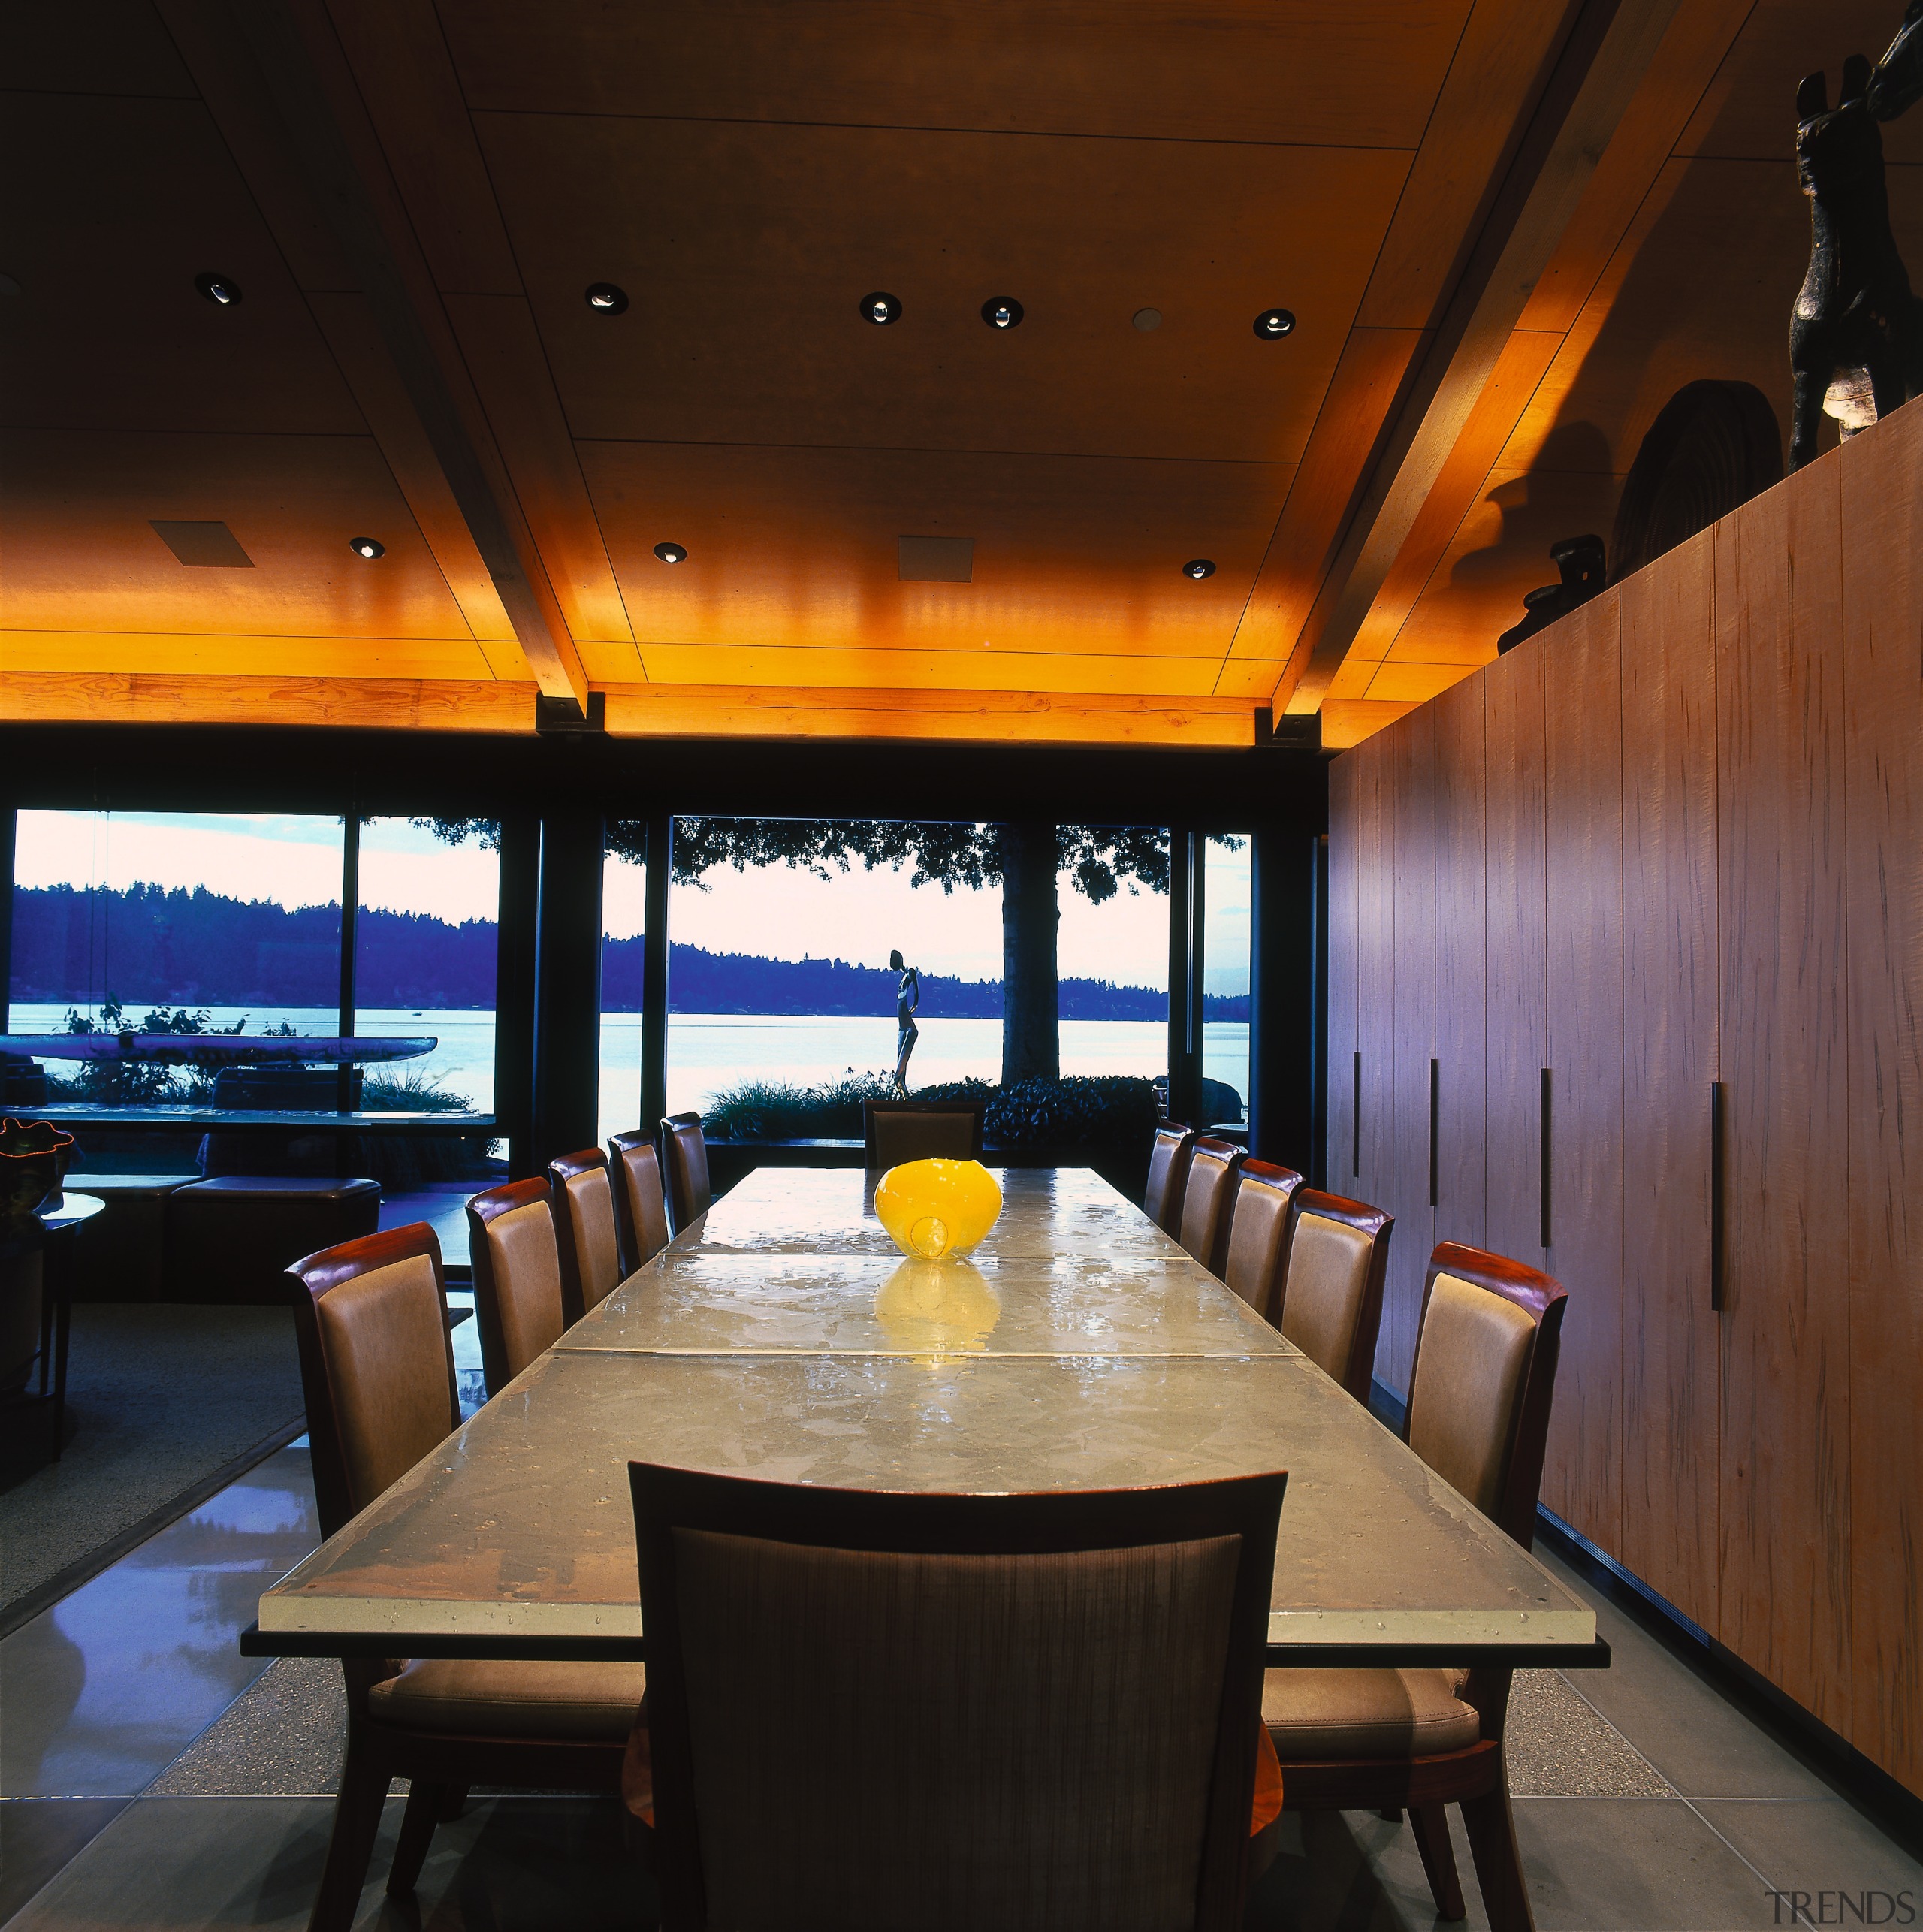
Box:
149, 519, 253, 566
897, 535, 973, 583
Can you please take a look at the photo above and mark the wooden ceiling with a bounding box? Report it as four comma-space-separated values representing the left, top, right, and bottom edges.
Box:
2, 0, 1912, 749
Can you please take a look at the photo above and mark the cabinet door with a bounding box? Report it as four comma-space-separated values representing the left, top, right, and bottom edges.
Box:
1620, 524, 1720, 1635
1384, 708, 1437, 1396
1716, 450, 1851, 1733
1326, 756, 1359, 1195
1482, 637, 1548, 1272
1544, 590, 1624, 1552
1842, 403, 1923, 1791
1433, 669, 1487, 1254
1355, 733, 1397, 1279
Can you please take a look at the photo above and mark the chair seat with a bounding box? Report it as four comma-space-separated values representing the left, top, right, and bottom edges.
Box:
1263, 1667, 1478, 1761
368, 1658, 647, 1743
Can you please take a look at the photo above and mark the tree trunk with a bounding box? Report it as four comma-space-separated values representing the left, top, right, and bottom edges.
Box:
998, 823, 1060, 1084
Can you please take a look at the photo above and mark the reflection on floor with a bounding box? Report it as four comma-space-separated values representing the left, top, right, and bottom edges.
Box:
5, 1426, 1920, 1927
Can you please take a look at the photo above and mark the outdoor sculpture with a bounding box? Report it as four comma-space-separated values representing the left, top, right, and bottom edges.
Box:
1495, 534, 1606, 655
1790, 6, 1923, 469
889, 946, 920, 1090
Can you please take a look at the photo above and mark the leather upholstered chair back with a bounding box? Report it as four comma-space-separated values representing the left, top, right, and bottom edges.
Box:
1143, 1124, 1197, 1236
1221, 1160, 1304, 1324
466, 1178, 565, 1397
608, 1130, 671, 1275
548, 1148, 625, 1324
1404, 1243, 1568, 1546
862, 1098, 987, 1169
1275, 1190, 1393, 1403
285, 1224, 457, 1540
662, 1113, 712, 1233
629, 1465, 1287, 1932
1178, 1137, 1245, 1276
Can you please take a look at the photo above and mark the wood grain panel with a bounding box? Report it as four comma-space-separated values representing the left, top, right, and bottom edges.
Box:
1432, 666, 1487, 1251
0, 672, 534, 732
1715, 450, 1851, 1732
1840, 402, 1923, 1794
0, 632, 496, 681
635, 644, 1230, 699
1354, 731, 1399, 1384
1383, 707, 1437, 1396
5, 1, 196, 96
1543, 587, 1623, 1551
1327, 753, 1360, 1197
1481, 629, 1547, 1270
1619, 521, 1720, 1635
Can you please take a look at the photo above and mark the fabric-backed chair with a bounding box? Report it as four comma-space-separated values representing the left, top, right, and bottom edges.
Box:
285, 1224, 644, 1931
465, 1178, 565, 1396
661, 1113, 711, 1234
1272, 1188, 1393, 1402
547, 1147, 624, 1324
1263, 1243, 1568, 1931
861, 1097, 986, 1168
626, 1464, 1289, 1932
1178, 1136, 1245, 1276
608, 1130, 671, 1275
1221, 1159, 1304, 1324
1143, 1124, 1197, 1236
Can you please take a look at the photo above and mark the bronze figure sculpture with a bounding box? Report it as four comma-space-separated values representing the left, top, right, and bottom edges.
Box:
889, 948, 920, 1089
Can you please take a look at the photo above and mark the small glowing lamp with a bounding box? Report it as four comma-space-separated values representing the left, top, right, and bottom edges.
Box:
873, 1158, 1002, 1260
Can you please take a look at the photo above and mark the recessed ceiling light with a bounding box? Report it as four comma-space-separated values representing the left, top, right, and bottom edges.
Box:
859, 291, 902, 325
195, 272, 243, 306
1253, 308, 1296, 340
349, 537, 385, 559
654, 541, 687, 564
980, 297, 1023, 330
1183, 558, 1216, 580
585, 282, 629, 314
1132, 307, 1162, 332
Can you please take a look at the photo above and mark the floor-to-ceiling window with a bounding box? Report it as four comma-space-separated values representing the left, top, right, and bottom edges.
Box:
599, 823, 649, 1147
1202, 834, 1251, 1128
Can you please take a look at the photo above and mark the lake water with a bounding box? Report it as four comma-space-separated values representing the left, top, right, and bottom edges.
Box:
9, 1004, 1251, 1143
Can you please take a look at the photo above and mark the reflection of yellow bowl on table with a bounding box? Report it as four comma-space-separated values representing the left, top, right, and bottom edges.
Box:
873, 1158, 1003, 1260
874, 1257, 1002, 1357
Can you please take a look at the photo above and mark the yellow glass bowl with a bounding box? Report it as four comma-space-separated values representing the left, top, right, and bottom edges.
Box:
872, 1158, 1003, 1260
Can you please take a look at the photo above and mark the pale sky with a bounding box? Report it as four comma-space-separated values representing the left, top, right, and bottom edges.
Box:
14, 810, 1249, 992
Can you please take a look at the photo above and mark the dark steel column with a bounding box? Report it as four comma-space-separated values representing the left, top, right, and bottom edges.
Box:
0, 807, 14, 1036
640, 814, 671, 1133
337, 814, 359, 1115
494, 813, 539, 1178
530, 808, 605, 1167
1166, 830, 1204, 1126
1249, 826, 1318, 1175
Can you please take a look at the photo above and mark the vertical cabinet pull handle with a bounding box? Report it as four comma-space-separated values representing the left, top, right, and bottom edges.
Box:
1428, 1058, 1440, 1208
1352, 1051, 1361, 1178
1540, 1067, 1553, 1249
1710, 1081, 1726, 1313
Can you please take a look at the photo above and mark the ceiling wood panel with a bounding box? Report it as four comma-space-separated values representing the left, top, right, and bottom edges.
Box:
2, 631, 497, 680
440, 0, 1467, 148
0, 670, 535, 731
633, 645, 1231, 698
478, 113, 1406, 462
4, 0, 195, 99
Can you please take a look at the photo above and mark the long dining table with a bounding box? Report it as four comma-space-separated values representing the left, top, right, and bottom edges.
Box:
246, 1165, 1606, 1673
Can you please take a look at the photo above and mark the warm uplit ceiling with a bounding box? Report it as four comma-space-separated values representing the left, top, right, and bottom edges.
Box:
2, 0, 1916, 749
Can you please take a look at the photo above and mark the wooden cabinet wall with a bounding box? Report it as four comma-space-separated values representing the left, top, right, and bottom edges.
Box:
1325, 400, 1922, 1798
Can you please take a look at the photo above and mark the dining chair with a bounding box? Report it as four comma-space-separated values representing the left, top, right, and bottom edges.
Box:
1263, 1242, 1568, 1932
547, 1147, 625, 1324
285, 1223, 645, 1932
661, 1112, 711, 1233
1272, 1188, 1393, 1403
625, 1463, 1289, 1932
1177, 1136, 1246, 1276
465, 1177, 565, 1397
607, 1129, 671, 1275
1143, 1123, 1197, 1236
861, 1096, 986, 1167
1221, 1158, 1304, 1324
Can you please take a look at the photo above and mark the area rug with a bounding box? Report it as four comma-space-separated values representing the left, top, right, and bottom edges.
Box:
0, 1304, 306, 1633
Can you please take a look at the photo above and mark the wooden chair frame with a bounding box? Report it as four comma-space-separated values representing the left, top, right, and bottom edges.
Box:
1144, 1123, 1198, 1236
607, 1128, 670, 1277
661, 1112, 711, 1233
548, 1146, 620, 1326
465, 1176, 557, 1396
859, 1096, 987, 1165
629, 1463, 1286, 1932
285, 1224, 626, 1930
1274, 1242, 1568, 1931
1275, 1187, 1393, 1404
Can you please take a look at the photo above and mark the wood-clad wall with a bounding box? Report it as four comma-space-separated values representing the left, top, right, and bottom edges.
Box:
1326, 399, 1923, 1798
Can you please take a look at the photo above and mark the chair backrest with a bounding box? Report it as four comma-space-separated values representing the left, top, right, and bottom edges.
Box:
608, 1130, 671, 1275
1221, 1159, 1304, 1323
548, 1147, 625, 1324
1405, 1242, 1568, 1547
629, 1465, 1287, 1932
662, 1113, 711, 1233
466, 1177, 564, 1396
285, 1223, 457, 1539
1178, 1137, 1245, 1275
862, 1097, 987, 1168
1143, 1124, 1197, 1235
1275, 1188, 1392, 1403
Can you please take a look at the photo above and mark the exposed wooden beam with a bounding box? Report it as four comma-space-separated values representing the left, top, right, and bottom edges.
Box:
1272, 0, 1685, 716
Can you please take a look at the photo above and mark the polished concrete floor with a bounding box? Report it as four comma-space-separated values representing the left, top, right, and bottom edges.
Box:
5, 1348, 1919, 1927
